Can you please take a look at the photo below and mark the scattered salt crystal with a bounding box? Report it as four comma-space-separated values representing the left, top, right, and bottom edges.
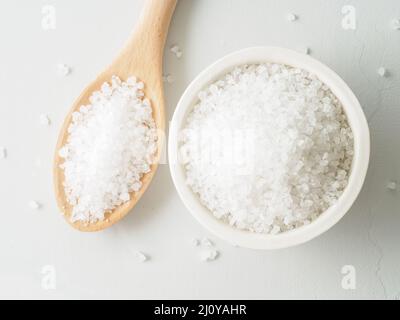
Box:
302, 47, 310, 55
192, 238, 200, 247
127, 76, 137, 85
386, 181, 397, 191
137, 82, 144, 90
29, 201, 41, 210
170, 45, 179, 53
40, 114, 51, 126
0, 147, 7, 159
391, 19, 400, 30
135, 251, 148, 263
201, 238, 214, 247
170, 45, 183, 59
378, 67, 388, 77
286, 13, 298, 22
180, 63, 353, 234
59, 76, 157, 223
270, 226, 281, 235
57, 64, 71, 77
34, 157, 42, 167
200, 249, 219, 262
163, 74, 175, 84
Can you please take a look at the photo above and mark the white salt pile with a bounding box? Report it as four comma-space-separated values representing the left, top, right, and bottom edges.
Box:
59, 76, 157, 223
179, 63, 354, 234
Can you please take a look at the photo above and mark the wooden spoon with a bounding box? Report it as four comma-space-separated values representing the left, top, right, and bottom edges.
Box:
53, 0, 178, 232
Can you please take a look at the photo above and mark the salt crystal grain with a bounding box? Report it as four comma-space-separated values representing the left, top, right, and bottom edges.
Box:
135, 251, 148, 263
386, 181, 397, 191
297, 47, 310, 55
40, 114, 51, 126
29, 201, 41, 210
201, 238, 214, 247
302, 47, 310, 55
137, 82, 144, 90
170, 45, 183, 59
59, 76, 157, 223
127, 76, 137, 85
57, 64, 71, 77
180, 63, 354, 235
192, 238, 200, 247
170, 45, 180, 53
200, 250, 219, 262
286, 13, 298, 22
163, 74, 174, 84
0, 147, 7, 159
34, 157, 42, 167
167, 75, 175, 83
101, 83, 112, 96
270, 226, 281, 235
391, 19, 400, 30
378, 67, 388, 77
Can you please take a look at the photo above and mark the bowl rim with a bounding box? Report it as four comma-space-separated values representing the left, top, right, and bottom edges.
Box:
168, 46, 370, 250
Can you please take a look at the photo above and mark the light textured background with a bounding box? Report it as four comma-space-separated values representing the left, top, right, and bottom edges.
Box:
0, 0, 399, 299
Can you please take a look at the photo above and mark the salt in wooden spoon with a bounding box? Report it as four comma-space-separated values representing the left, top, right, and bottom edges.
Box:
54, 0, 178, 231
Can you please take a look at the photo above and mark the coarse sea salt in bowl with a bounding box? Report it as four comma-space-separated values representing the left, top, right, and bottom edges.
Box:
169, 47, 370, 250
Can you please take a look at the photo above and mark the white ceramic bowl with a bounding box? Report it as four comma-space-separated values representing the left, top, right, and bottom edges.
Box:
168, 47, 370, 250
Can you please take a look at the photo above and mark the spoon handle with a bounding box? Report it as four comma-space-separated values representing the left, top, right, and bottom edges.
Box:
137, 0, 178, 47
114, 0, 178, 78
